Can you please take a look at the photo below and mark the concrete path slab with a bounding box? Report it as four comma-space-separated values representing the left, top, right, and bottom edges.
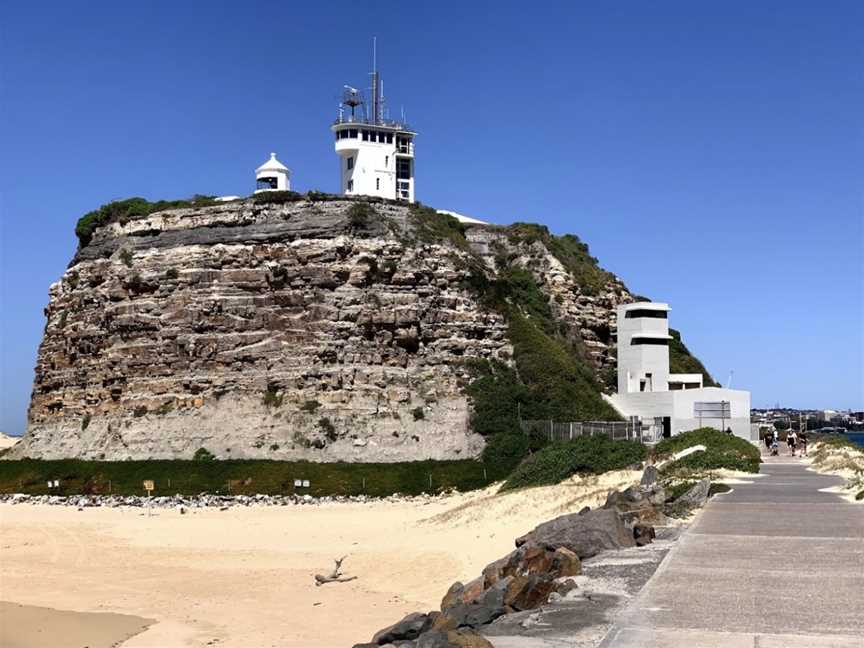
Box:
599, 461, 864, 647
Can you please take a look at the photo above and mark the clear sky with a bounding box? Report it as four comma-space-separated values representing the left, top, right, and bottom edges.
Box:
1, 1, 862, 435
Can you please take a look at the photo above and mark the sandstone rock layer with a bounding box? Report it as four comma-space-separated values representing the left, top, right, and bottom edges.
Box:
11, 198, 633, 461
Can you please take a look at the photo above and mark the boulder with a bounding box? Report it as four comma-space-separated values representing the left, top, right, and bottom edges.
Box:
371, 612, 434, 645
604, 484, 668, 526
503, 573, 555, 611
632, 523, 656, 546
550, 547, 581, 577
677, 479, 710, 509
515, 508, 635, 559
640, 464, 658, 486
415, 629, 494, 648
519, 544, 554, 575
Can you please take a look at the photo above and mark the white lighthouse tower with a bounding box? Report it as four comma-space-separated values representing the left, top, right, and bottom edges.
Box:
254, 152, 290, 193
332, 40, 416, 203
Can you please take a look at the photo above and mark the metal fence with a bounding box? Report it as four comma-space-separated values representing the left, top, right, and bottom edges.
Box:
519, 418, 656, 444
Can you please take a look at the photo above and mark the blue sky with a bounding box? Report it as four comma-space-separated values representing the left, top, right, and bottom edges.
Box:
1, 1, 862, 435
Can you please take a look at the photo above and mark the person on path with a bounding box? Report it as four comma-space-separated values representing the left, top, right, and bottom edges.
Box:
788, 430, 798, 457
765, 432, 773, 452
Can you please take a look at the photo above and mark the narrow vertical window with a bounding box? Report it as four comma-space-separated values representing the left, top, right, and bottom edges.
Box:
376, 178, 380, 190
347, 156, 354, 170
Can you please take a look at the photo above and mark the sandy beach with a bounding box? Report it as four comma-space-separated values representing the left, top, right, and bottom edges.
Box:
0, 470, 639, 648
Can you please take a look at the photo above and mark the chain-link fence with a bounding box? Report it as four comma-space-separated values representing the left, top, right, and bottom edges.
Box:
519, 418, 655, 444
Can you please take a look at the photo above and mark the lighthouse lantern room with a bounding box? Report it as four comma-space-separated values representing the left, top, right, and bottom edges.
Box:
332, 40, 416, 203
255, 152, 291, 193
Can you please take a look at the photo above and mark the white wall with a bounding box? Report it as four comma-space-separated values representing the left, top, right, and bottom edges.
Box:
617, 303, 671, 394
610, 386, 752, 441
334, 126, 414, 202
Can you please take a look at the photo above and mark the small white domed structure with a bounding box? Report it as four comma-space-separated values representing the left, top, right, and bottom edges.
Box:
255, 152, 290, 193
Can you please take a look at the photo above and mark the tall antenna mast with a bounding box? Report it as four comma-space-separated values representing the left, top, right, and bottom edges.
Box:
371, 36, 380, 124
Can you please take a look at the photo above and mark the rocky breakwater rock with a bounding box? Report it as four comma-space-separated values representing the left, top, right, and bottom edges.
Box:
664, 478, 712, 518
356, 510, 636, 646
515, 508, 636, 558
9, 196, 642, 462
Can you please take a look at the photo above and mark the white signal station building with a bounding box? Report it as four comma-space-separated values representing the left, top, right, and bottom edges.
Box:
332, 45, 416, 203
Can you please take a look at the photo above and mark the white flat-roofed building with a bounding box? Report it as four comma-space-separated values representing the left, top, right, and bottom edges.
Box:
607, 302, 753, 442
332, 42, 415, 203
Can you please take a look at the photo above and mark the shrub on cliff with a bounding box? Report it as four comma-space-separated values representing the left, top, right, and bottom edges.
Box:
75, 195, 217, 247
251, 190, 303, 205
501, 436, 646, 491
654, 428, 761, 475
505, 223, 614, 297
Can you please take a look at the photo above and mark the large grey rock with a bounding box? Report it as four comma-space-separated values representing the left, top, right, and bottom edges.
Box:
515, 508, 635, 558
640, 464, 658, 486
371, 612, 434, 644
675, 478, 711, 509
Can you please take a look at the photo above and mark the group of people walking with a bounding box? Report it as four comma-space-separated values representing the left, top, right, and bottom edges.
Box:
764, 430, 808, 456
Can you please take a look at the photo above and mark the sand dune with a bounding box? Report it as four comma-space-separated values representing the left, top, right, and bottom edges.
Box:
0, 470, 639, 647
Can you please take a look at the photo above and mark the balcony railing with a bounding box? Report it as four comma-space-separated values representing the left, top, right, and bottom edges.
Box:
334, 114, 413, 131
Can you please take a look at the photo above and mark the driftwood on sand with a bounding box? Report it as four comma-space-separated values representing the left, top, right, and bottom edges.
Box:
314, 556, 358, 586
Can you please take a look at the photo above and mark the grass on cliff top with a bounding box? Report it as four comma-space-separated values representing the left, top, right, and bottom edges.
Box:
654, 428, 761, 476
0, 457, 509, 498
75, 196, 218, 247
500, 435, 646, 491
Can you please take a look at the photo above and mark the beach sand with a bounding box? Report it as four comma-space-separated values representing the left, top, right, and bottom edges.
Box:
0, 601, 153, 648
0, 469, 639, 648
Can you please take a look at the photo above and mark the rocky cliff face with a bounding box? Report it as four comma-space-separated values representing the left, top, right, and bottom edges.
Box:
10, 196, 636, 461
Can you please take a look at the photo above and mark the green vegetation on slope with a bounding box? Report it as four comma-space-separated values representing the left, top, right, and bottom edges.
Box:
0, 458, 508, 498
464, 264, 621, 471
75, 196, 218, 247
654, 427, 761, 475
505, 223, 615, 296
501, 436, 646, 491
669, 329, 718, 387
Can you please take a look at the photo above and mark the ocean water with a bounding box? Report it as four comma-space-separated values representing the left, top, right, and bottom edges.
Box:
848, 432, 864, 449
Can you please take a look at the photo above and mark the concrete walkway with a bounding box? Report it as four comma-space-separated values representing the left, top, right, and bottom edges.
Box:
600, 459, 864, 647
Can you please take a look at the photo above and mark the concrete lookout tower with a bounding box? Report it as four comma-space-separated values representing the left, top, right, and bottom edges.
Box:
617, 302, 672, 394
255, 153, 290, 193
332, 39, 416, 202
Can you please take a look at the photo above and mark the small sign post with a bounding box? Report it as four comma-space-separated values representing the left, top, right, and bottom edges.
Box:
143, 480, 154, 517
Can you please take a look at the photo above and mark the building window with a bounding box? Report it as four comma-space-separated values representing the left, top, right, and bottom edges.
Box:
386, 133, 393, 144
347, 180, 353, 192
630, 337, 669, 346
349, 129, 358, 138
376, 178, 380, 190
347, 156, 354, 170
362, 130, 369, 141
397, 159, 411, 180
335, 132, 341, 141
385, 155, 389, 167
625, 309, 668, 319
